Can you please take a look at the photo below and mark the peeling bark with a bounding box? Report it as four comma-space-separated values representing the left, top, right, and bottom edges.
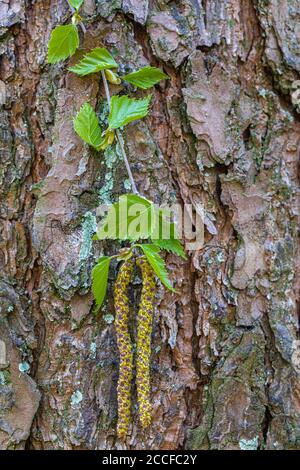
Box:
0, 0, 299, 450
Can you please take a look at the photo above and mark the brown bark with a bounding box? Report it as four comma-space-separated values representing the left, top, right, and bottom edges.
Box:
0, 0, 299, 450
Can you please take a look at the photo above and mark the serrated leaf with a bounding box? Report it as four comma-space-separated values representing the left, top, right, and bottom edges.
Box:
73, 102, 102, 150
152, 238, 186, 259
96, 195, 185, 256
69, 0, 84, 10
97, 193, 154, 240
138, 244, 175, 292
108, 95, 151, 129
68, 47, 118, 76
123, 66, 169, 89
150, 208, 186, 258
92, 256, 111, 310
47, 24, 79, 64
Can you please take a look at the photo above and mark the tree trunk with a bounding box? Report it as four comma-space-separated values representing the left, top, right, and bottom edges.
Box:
0, 0, 299, 450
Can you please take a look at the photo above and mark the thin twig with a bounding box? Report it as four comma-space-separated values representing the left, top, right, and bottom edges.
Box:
100, 70, 139, 195
79, 21, 87, 34
116, 130, 139, 195
101, 69, 112, 104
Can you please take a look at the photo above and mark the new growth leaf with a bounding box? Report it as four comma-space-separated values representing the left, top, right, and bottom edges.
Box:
138, 244, 175, 292
108, 95, 152, 129
96, 194, 154, 241
69, 47, 118, 76
123, 66, 169, 89
47, 24, 79, 64
73, 102, 103, 150
95, 193, 186, 260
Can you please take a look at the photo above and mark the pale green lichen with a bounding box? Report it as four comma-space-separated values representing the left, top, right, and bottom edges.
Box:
79, 211, 97, 262
18, 362, 30, 373
89, 342, 97, 359
239, 436, 259, 450
71, 390, 83, 407
216, 250, 225, 263
98, 144, 122, 204
99, 172, 114, 204
0, 370, 11, 385
168, 328, 177, 349
123, 178, 131, 190
104, 314, 114, 324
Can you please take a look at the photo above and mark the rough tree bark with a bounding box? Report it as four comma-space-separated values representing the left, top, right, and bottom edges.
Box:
0, 0, 299, 450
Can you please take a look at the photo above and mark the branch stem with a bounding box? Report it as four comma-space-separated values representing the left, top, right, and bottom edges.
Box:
66, 0, 138, 195
100, 71, 139, 195
67, 0, 87, 32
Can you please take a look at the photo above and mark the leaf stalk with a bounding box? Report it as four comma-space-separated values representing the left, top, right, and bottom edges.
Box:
100, 70, 139, 195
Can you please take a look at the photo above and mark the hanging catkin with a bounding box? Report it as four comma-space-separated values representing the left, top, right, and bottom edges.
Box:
136, 257, 156, 428
114, 259, 134, 440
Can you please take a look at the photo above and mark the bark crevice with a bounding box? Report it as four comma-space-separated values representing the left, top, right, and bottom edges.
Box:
0, 0, 299, 450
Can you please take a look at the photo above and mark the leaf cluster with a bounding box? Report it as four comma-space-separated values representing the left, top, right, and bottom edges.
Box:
47, 14, 169, 150
46, 4, 185, 314
73, 95, 152, 151
92, 194, 186, 310
69, 49, 168, 151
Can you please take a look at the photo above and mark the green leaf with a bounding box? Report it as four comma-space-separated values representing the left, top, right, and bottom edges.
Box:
98, 129, 115, 150
97, 193, 154, 241
105, 69, 121, 85
108, 95, 151, 129
122, 66, 169, 89
150, 208, 186, 258
47, 24, 79, 64
73, 102, 102, 150
138, 244, 175, 292
68, 47, 118, 76
92, 256, 111, 310
152, 238, 186, 259
69, 0, 84, 10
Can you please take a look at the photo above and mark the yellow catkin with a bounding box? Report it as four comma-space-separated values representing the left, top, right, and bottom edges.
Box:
114, 259, 134, 440
136, 257, 156, 429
